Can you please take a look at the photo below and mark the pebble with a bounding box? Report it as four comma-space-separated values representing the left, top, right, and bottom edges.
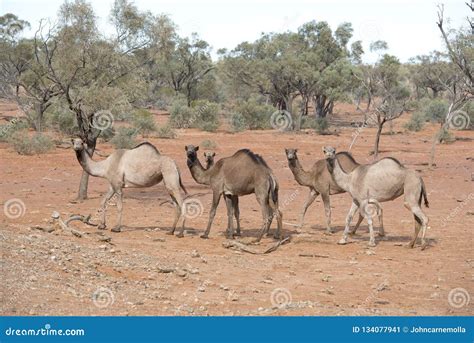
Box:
191, 250, 200, 258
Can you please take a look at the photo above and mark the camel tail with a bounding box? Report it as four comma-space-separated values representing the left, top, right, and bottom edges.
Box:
178, 171, 188, 195
420, 178, 429, 208
268, 174, 279, 205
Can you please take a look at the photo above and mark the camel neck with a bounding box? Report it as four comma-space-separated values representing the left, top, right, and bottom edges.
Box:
288, 158, 313, 186
75, 149, 105, 178
331, 156, 352, 191
188, 158, 211, 185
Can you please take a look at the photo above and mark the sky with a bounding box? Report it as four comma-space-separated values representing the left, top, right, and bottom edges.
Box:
0, 0, 469, 63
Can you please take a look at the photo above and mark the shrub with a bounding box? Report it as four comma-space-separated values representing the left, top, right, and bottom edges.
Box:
132, 109, 156, 137
313, 117, 329, 134
229, 112, 247, 132
169, 97, 195, 128
200, 139, 217, 149
234, 98, 274, 130
157, 123, 177, 139
110, 127, 137, 149
9, 132, 54, 155
193, 100, 220, 132
422, 98, 448, 124
460, 101, 473, 130
0, 119, 29, 142
405, 111, 425, 132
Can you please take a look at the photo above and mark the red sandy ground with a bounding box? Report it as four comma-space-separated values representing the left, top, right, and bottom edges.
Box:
0, 101, 473, 316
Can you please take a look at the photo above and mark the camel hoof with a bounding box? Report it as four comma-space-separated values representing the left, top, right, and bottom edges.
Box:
406, 242, 415, 249
325, 230, 334, 235
176, 233, 184, 238
200, 234, 209, 239
111, 226, 121, 233
337, 238, 348, 245
421, 242, 427, 251
166, 231, 175, 235
98, 224, 106, 230
368, 241, 376, 247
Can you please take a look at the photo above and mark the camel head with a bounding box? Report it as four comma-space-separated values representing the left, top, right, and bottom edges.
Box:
203, 151, 216, 164
71, 138, 86, 151
185, 145, 199, 165
323, 146, 336, 159
284, 148, 298, 162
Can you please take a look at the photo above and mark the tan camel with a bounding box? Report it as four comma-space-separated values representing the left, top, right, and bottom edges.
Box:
185, 145, 282, 240
72, 138, 187, 236
203, 151, 216, 170
323, 146, 429, 249
284, 148, 360, 233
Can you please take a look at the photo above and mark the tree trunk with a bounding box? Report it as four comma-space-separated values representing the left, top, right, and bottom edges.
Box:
314, 95, 328, 118
373, 122, 384, 160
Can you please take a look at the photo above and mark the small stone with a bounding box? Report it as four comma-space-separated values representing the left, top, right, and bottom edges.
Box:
220, 285, 230, 291
176, 269, 187, 278
51, 211, 60, 219
191, 250, 200, 258
197, 286, 206, 292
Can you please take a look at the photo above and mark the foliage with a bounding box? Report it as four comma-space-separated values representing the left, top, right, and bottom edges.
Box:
404, 112, 425, 132
110, 127, 137, 149
193, 100, 220, 132
9, 132, 54, 155
169, 97, 196, 128
228, 112, 247, 132
156, 123, 176, 139
421, 98, 449, 124
0, 118, 29, 142
131, 108, 156, 136
200, 139, 217, 149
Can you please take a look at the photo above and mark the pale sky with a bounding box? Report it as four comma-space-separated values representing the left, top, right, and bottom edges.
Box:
0, 0, 469, 62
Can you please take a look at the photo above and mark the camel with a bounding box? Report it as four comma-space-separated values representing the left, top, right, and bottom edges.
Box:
71, 138, 187, 236
284, 148, 360, 233
185, 145, 282, 240
203, 151, 216, 170
323, 146, 429, 249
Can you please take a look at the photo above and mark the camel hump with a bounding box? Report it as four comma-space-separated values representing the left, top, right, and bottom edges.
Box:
132, 142, 160, 154
336, 151, 358, 165
380, 156, 404, 167
234, 149, 270, 168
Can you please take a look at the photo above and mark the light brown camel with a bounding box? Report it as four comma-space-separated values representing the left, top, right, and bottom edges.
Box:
72, 138, 187, 236
185, 145, 282, 240
285, 148, 360, 233
203, 151, 216, 170
323, 146, 429, 249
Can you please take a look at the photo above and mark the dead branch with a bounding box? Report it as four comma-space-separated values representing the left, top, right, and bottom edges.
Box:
222, 237, 290, 254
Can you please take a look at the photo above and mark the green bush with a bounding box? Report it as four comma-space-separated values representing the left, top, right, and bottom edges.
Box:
422, 98, 448, 124
0, 119, 29, 142
110, 127, 137, 149
229, 112, 247, 132
169, 97, 195, 128
9, 132, 54, 155
405, 111, 425, 132
193, 100, 220, 132
234, 98, 274, 130
302, 116, 329, 134
200, 139, 217, 149
131, 109, 156, 137
460, 101, 473, 130
157, 123, 177, 139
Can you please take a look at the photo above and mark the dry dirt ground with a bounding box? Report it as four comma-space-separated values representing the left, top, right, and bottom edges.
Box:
1, 102, 473, 316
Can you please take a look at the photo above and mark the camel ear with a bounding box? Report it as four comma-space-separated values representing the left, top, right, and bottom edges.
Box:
285, 148, 288, 153
184, 145, 188, 151
212, 152, 215, 157
294, 149, 298, 153
195, 146, 199, 151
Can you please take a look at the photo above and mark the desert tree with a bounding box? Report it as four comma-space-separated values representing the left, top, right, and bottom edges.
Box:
429, 3, 474, 167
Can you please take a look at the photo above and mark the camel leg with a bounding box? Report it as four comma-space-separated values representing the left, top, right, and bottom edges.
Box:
232, 196, 241, 236
299, 189, 318, 229
98, 185, 115, 230
409, 206, 429, 249
224, 195, 235, 239
377, 207, 385, 237
201, 191, 222, 239
321, 192, 333, 234
367, 212, 376, 247
111, 189, 123, 232
268, 196, 282, 240
338, 201, 359, 245
255, 193, 272, 242
168, 190, 185, 238
349, 214, 364, 235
